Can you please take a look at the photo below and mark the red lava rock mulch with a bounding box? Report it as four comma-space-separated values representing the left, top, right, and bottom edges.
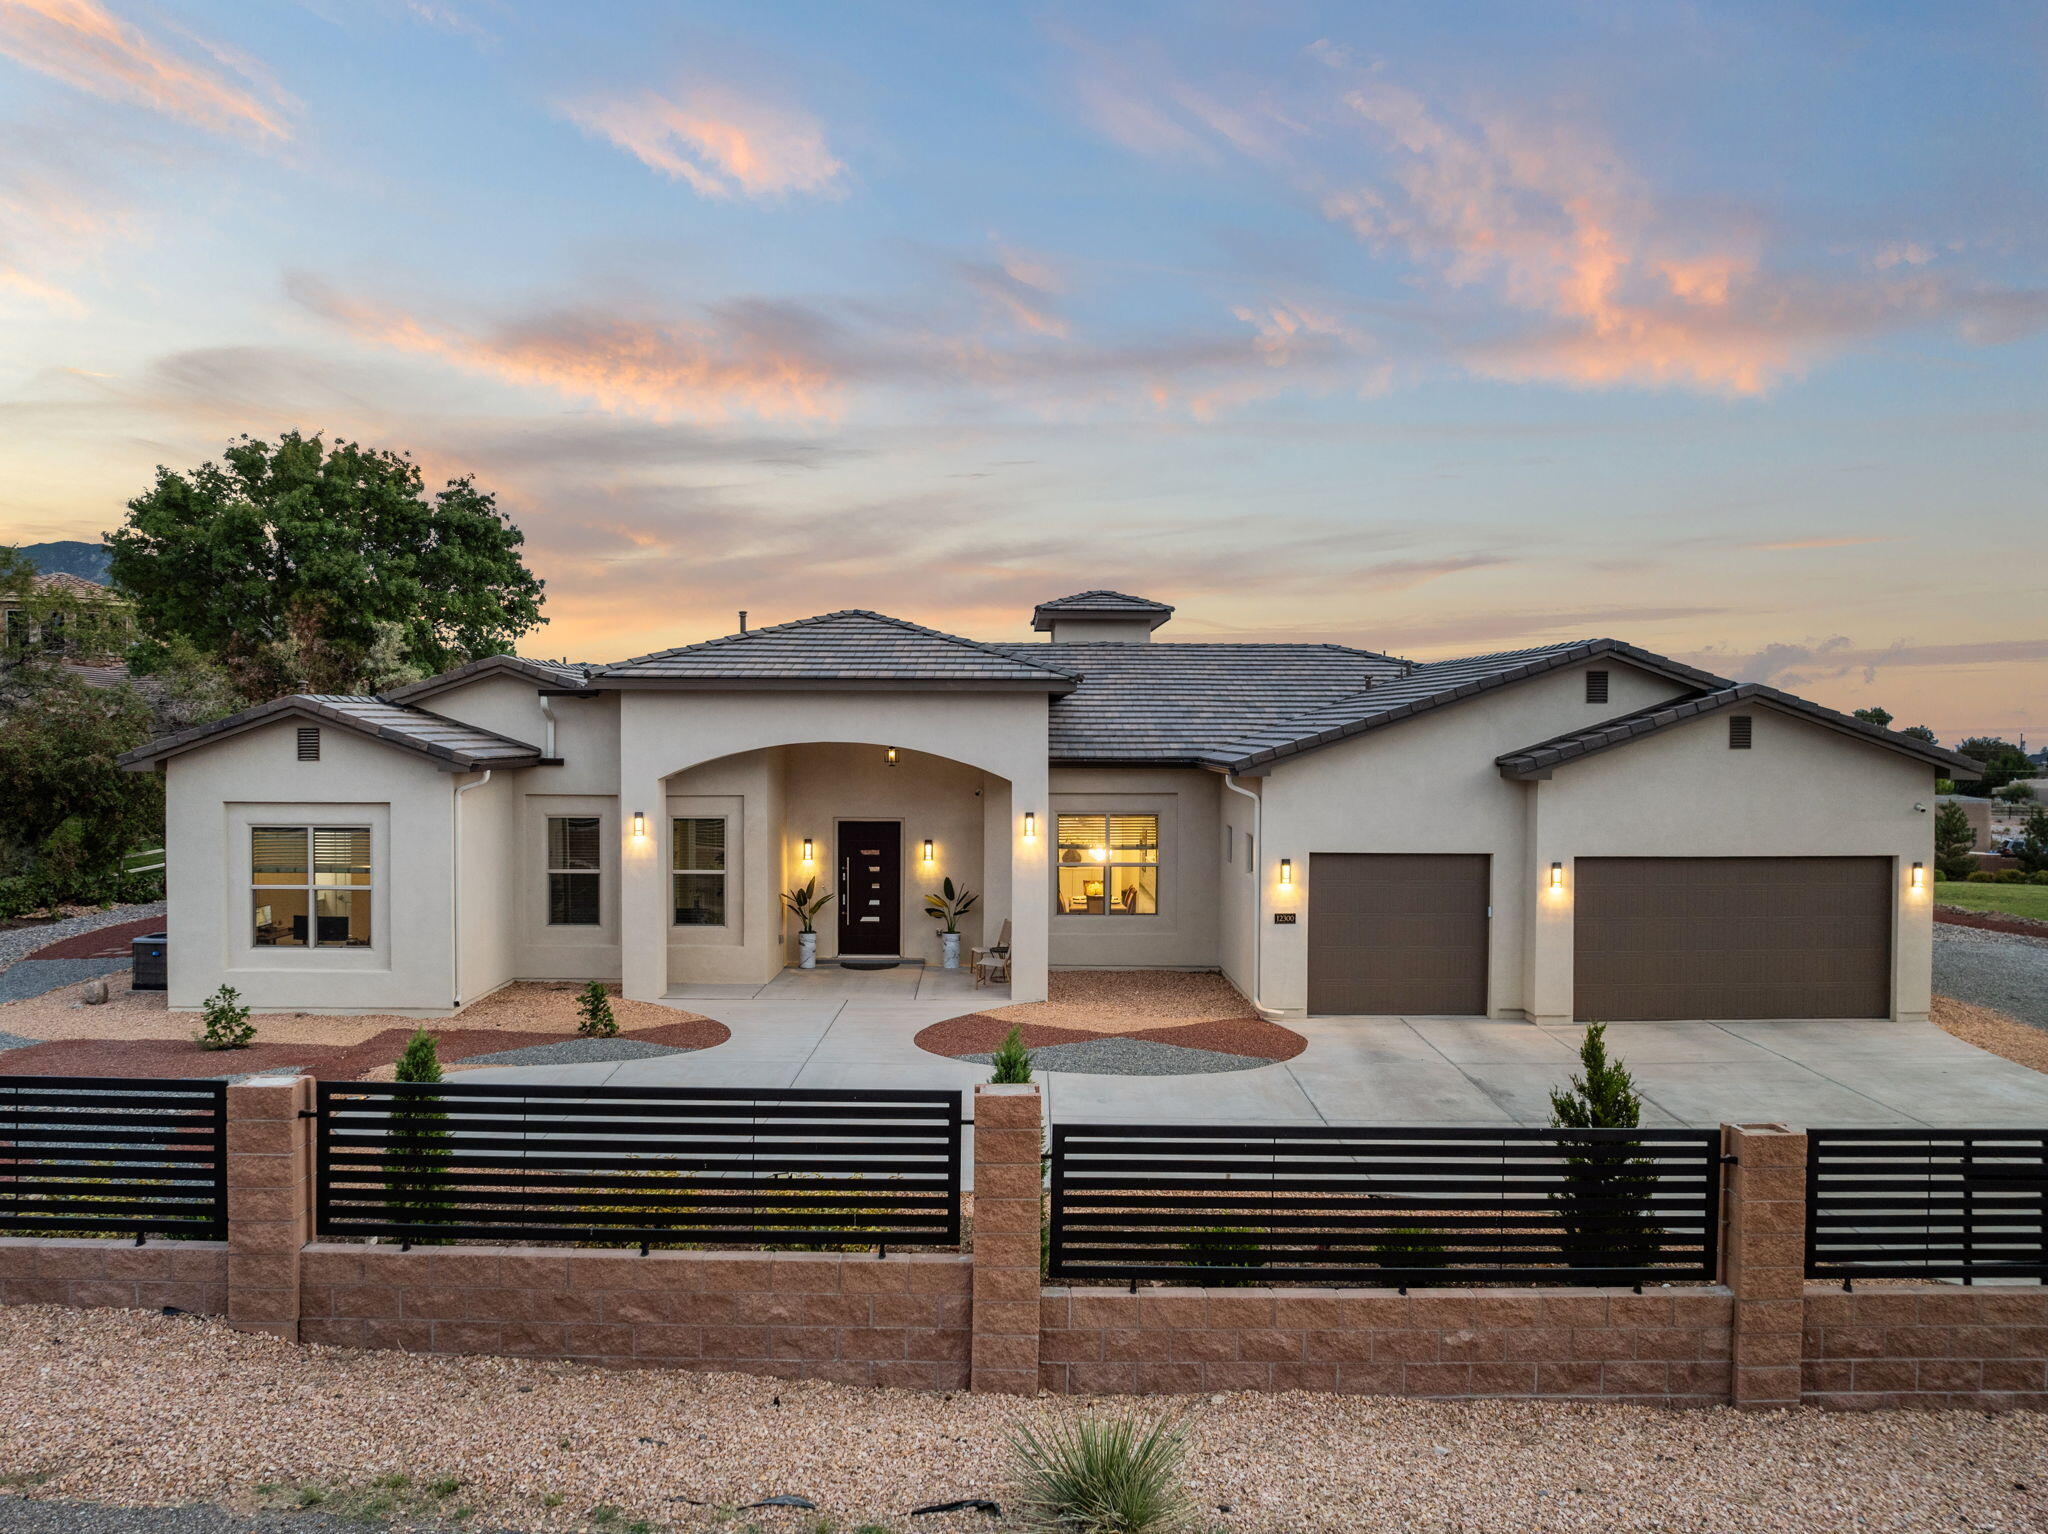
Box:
0, 1016, 731, 1082
1936, 904, 2048, 940
915, 1011, 1307, 1062
21, 916, 165, 961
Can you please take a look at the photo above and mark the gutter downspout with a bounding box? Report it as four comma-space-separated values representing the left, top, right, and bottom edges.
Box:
450, 769, 492, 1008
1222, 772, 1282, 1020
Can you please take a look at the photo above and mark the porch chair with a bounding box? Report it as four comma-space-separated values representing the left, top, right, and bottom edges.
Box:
972, 919, 1012, 988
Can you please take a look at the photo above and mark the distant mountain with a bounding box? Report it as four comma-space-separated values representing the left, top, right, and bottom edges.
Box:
12, 540, 112, 584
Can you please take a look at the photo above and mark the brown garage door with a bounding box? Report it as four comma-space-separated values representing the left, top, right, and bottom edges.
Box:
1308, 854, 1489, 1015
1574, 857, 1891, 1021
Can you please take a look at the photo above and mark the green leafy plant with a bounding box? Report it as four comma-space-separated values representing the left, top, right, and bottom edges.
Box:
1370, 1222, 1447, 1279
384, 1029, 453, 1241
987, 1025, 1034, 1084
194, 984, 254, 1050
1183, 1225, 1264, 1285
922, 877, 978, 933
1548, 1023, 1661, 1270
2013, 806, 2048, 876
576, 980, 619, 1038
1009, 1413, 1193, 1534
781, 879, 834, 933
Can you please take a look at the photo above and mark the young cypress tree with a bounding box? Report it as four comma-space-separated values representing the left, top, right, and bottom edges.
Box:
384, 1030, 451, 1242
1548, 1024, 1659, 1270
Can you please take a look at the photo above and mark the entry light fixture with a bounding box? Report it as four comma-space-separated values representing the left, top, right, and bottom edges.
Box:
1023, 812, 1037, 840
885, 747, 899, 766
922, 838, 935, 863
801, 838, 814, 862
1549, 861, 1564, 890
1279, 858, 1294, 886
631, 811, 647, 839
1911, 861, 1925, 890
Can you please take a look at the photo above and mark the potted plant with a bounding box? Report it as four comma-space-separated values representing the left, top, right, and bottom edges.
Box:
781, 880, 834, 968
922, 878, 977, 969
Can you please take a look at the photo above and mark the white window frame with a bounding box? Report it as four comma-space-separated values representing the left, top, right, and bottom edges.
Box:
249, 824, 374, 951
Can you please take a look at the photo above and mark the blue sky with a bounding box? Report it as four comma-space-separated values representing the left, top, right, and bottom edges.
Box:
1, 0, 2043, 737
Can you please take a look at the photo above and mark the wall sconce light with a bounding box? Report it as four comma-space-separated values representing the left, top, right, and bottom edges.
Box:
1279, 858, 1294, 886
885, 747, 899, 766
632, 811, 647, 839
801, 838, 814, 862
1023, 812, 1037, 840
1549, 861, 1564, 890
922, 838, 935, 863
1911, 861, 1925, 890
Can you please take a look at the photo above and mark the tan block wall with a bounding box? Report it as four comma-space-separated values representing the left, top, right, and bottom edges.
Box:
1802, 1286, 2048, 1410
1039, 1286, 1735, 1403
0, 1237, 228, 1314
299, 1246, 972, 1388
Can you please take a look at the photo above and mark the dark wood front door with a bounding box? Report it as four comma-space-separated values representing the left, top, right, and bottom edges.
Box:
1307, 853, 1491, 1016
837, 821, 902, 956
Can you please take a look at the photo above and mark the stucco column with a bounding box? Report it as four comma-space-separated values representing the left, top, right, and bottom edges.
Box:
1525, 783, 1574, 1023
617, 696, 671, 1003
971, 1083, 1043, 1393
224, 1073, 315, 1341
1721, 1122, 1808, 1409
1007, 758, 1050, 1004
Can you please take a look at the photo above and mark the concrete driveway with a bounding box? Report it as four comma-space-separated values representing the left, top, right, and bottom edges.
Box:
453, 998, 2048, 1131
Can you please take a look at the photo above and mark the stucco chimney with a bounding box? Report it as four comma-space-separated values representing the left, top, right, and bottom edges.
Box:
1030, 591, 1174, 644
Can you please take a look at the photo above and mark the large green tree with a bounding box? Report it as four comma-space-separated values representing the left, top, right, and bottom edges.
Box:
1952, 736, 2033, 796
1852, 705, 1938, 744
108, 432, 546, 697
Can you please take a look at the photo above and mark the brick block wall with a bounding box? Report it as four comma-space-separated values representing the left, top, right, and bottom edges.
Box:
299, 1245, 972, 1388
1802, 1285, 2048, 1410
0, 1236, 227, 1314
1040, 1286, 1735, 1403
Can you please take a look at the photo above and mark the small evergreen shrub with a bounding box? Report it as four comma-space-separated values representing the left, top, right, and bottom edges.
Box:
576, 981, 619, 1038
194, 984, 254, 1050
1370, 1223, 1447, 1276
1965, 871, 1998, 883
1009, 1413, 1192, 1534
987, 1025, 1033, 1084
385, 1030, 452, 1241
1182, 1225, 1264, 1285
1548, 1022, 1661, 1269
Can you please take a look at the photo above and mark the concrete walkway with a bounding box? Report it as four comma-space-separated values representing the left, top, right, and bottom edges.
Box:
453, 1002, 2048, 1130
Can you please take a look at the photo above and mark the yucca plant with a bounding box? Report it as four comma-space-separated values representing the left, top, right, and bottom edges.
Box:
1009, 1413, 1193, 1534
988, 1025, 1034, 1084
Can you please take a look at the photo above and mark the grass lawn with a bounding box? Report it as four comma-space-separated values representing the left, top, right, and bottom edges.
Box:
1935, 880, 2048, 920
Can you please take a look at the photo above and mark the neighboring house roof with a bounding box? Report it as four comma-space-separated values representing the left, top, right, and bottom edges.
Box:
589, 610, 1079, 691
982, 641, 1406, 763
383, 654, 592, 704
1031, 590, 1175, 632
1494, 683, 1985, 781
2, 571, 119, 606
119, 695, 547, 773
1218, 639, 1735, 772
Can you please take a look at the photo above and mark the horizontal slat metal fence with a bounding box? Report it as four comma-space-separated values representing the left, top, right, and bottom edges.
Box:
0, 1076, 227, 1239
316, 1082, 964, 1248
1049, 1123, 1721, 1286
1806, 1128, 2048, 1283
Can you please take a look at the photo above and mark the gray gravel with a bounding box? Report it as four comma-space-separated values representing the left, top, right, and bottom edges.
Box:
0, 957, 134, 1003
0, 1499, 514, 1533
0, 902, 165, 974
456, 1038, 690, 1068
0, 1029, 39, 1052
1933, 922, 2048, 1033
960, 1036, 1281, 1075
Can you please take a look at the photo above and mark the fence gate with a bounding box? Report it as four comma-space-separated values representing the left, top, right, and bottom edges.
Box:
1806, 1127, 2048, 1283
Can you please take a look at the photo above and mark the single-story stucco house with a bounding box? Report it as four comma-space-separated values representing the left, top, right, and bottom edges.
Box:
120, 590, 1978, 1022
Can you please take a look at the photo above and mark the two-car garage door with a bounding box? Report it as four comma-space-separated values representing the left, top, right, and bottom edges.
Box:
1573, 857, 1892, 1021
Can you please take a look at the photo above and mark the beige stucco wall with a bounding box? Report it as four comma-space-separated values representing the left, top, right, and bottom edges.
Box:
1526, 706, 1937, 1023
160, 718, 459, 1013
1255, 659, 1681, 1018
661, 748, 783, 986
1048, 767, 1222, 969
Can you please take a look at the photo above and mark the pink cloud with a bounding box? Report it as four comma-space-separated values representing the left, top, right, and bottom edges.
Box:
0, 0, 292, 140
560, 81, 844, 200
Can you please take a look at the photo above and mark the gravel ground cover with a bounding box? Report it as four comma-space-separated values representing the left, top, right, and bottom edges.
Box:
1930, 996, 2048, 1075
0, 1499, 508, 1534
957, 1035, 1281, 1076
1, 1306, 2043, 1534
0, 957, 135, 1003
0, 902, 165, 974
919, 1011, 1305, 1076
25, 916, 169, 961
453, 1037, 693, 1069
980, 970, 1255, 1033
1933, 923, 2048, 1032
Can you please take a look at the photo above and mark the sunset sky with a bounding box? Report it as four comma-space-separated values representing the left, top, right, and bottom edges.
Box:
1, 0, 2044, 740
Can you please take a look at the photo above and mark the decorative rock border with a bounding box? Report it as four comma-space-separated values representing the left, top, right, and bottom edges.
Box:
916, 1010, 1305, 1076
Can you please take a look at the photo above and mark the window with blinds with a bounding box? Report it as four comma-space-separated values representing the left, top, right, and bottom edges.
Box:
672, 817, 728, 926
546, 816, 601, 926
1055, 812, 1160, 916
250, 825, 372, 948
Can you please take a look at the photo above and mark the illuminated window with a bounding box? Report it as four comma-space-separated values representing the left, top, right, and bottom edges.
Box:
251, 826, 372, 948
1056, 813, 1159, 916
672, 817, 727, 926
546, 816, 601, 925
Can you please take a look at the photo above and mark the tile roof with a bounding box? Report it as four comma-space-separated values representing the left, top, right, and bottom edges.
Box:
1030, 590, 1175, 632
1218, 639, 1734, 771
983, 641, 1407, 762
1495, 682, 1984, 780
119, 695, 546, 773
28, 571, 114, 598
384, 654, 592, 703
591, 610, 1078, 689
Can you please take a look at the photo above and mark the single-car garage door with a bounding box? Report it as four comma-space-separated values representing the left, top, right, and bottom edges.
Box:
1574, 857, 1891, 1021
1309, 854, 1489, 1015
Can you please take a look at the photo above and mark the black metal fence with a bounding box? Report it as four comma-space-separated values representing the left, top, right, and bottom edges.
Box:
0, 1076, 227, 1240
1047, 1122, 1722, 1287
315, 1081, 964, 1249
1806, 1128, 2048, 1283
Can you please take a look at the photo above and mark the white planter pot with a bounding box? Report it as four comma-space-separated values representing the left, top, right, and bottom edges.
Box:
798, 931, 818, 969
940, 931, 962, 969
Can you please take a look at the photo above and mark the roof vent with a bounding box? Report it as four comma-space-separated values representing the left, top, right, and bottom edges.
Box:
297, 726, 320, 761
1030, 590, 1174, 644
1729, 715, 1753, 750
